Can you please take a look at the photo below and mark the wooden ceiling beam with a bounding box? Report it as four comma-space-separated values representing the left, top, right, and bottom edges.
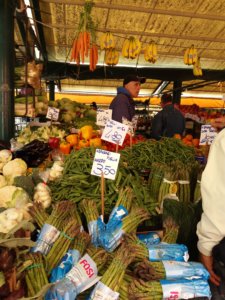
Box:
40, 0, 225, 21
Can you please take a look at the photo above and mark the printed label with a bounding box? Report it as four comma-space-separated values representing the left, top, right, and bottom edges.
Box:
199, 124, 217, 145
66, 254, 98, 293
90, 281, 119, 300
32, 223, 60, 255
91, 148, 120, 180
46, 106, 60, 121
101, 119, 129, 146
96, 109, 112, 126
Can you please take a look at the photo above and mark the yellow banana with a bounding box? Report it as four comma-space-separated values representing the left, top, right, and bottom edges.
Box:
147, 43, 153, 61
183, 48, 190, 65
109, 32, 115, 49
192, 46, 198, 65
128, 37, 134, 59
152, 42, 157, 61
122, 39, 130, 58
134, 38, 141, 57
188, 45, 194, 65
100, 33, 107, 50
113, 50, 119, 65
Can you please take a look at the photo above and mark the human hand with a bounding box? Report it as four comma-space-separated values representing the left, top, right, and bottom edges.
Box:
199, 252, 221, 286
210, 117, 225, 130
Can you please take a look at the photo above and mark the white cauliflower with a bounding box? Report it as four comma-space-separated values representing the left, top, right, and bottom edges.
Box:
33, 183, 51, 209
3, 158, 27, 184
0, 175, 7, 188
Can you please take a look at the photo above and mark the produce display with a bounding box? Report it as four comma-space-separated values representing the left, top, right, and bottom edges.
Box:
0, 114, 211, 299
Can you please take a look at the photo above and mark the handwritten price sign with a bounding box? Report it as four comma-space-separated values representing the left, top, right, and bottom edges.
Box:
199, 124, 217, 145
101, 120, 129, 146
46, 107, 60, 121
91, 148, 120, 180
96, 109, 112, 126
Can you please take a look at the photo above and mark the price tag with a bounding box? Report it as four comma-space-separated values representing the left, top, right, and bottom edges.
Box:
91, 148, 120, 180
101, 120, 129, 146
122, 117, 134, 135
199, 124, 217, 145
46, 106, 60, 121
96, 109, 112, 126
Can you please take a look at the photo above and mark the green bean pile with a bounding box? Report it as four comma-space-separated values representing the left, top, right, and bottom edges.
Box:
121, 138, 196, 172
49, 148, 157, 215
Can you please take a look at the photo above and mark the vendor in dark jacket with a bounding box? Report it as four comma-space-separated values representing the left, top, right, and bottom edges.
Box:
109, 75, 146, 123
151, 93, 185, 140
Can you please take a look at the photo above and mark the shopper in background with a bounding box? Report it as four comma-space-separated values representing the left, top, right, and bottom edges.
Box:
150, 93, 185, 140
197, 118, 225, 292
109, 75, 146, 123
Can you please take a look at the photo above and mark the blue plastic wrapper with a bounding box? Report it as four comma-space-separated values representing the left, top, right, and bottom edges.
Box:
137, 232, 160, 246
148, 243, 189, 262
98, 218, 124, 252
45, 277, 78, 300
162, 261, 210, 280
160, 278, 211, 299
108, 205, 128, 225
88, 220, 99, 246
97, 206, 128, 252
50, 249, 81, 283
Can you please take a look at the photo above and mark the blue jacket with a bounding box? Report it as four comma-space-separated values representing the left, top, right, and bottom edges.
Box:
109, 87, 135, 123
151, 104, 185, 140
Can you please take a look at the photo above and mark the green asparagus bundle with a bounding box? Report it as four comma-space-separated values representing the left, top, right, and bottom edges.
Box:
68, 203, 83, 229
46, 200, 74, 230
158, 167, 178, 206
177, 167, 190, 203
148, 162, 166, 201
28, 202, 49, 228
95, 243, 135, 294
24, 252, 49, 297
162, 217, 179, 244
72, 231, 91, 256
46, 219, 80, 273
129, 278, 163, 300
122, 207, 150, 233
79, 199, 99, 223
134, 259, 166, 281
86, 245, 109, 272
124, 233, 148, 261
114, 186, 134, 212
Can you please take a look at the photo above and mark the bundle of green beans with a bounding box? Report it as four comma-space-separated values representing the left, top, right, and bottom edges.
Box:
28, 202, 49, 228
24, 252, 48, 297
134, 260, 166, 281
119, 273, 134, 300
46, 219, 80, 273
72, 231, 91, 256
129, 278, 163, 300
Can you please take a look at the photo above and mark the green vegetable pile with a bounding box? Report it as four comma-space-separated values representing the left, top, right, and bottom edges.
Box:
49, 148, 156, 215
120, 138, 196, 172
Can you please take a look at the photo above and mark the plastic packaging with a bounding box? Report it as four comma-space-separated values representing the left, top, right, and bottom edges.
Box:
148, 243, 189, 262
137, 232, 160, 246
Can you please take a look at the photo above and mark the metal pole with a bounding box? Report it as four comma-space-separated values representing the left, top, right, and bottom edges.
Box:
49, 80, 55, 101
0, 0, 15, 142
172, 80, 182, 104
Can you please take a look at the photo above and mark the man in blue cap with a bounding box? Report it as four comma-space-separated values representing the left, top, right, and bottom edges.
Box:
109, 75, 146, 123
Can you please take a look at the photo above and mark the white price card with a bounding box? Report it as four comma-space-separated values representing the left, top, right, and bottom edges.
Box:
199, 124, 217, 145
122, 117, 134, 135
101, 120, 129, 146
96, 109, 112, 126
91, 148, 120, 180
46, 106, 60, 121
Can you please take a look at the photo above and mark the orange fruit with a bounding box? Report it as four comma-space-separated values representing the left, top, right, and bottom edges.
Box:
185, 134, 193, 141
173, 134, 182, 139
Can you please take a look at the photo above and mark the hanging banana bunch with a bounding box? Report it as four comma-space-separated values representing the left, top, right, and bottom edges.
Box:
104, 48, 119, 65
100, 31, 115, 50
193, 57, 203, 77
122, 36, 141, 59
144, 41, 158, 63
183, 45, 198, 65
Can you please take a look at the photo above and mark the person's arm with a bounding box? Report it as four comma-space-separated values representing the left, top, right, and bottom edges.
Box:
197, 129, 225, 285
151, 112, 163, 140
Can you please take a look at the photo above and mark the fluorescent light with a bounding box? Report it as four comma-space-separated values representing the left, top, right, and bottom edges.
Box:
182, 91, 223, 99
